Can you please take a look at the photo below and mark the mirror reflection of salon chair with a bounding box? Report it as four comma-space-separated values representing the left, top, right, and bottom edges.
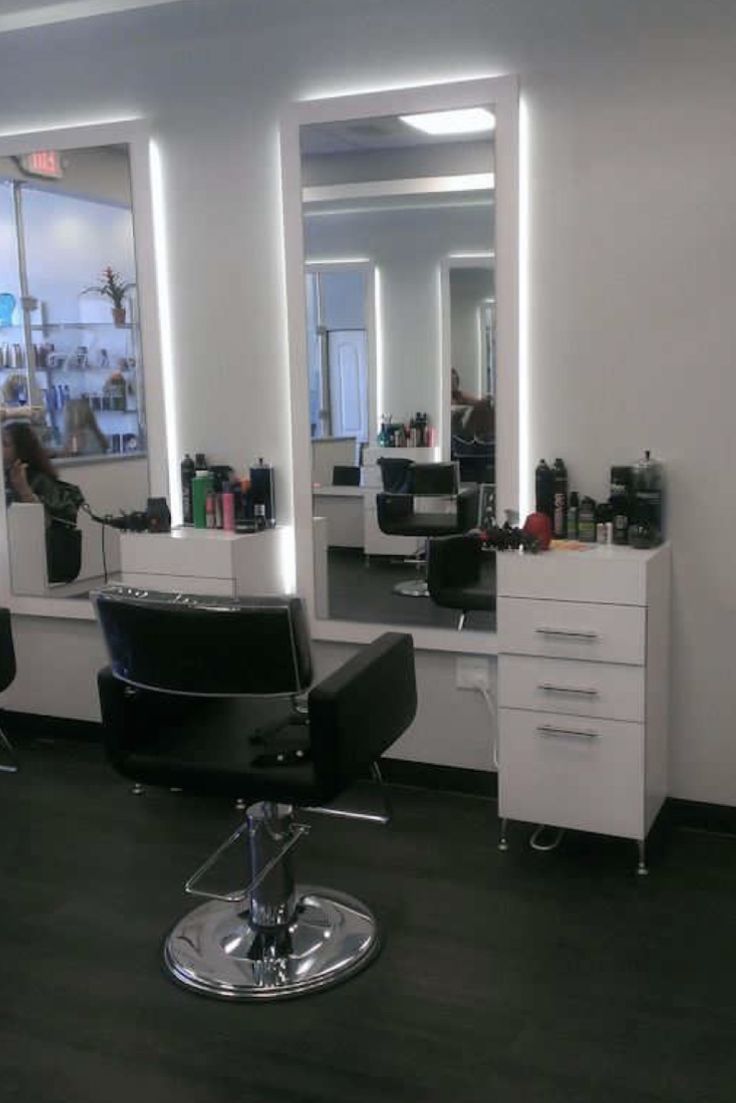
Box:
94, 587, 417, 1001
376, 462, 478, 597
427, 533, 496, 630
452, 434, 494, 485
332, 464, 361, 487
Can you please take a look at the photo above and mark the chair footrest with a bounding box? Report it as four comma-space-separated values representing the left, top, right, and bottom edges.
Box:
185, 817, 310, 903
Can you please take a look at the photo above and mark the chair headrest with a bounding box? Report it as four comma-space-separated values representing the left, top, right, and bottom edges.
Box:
92, 586, 312, 697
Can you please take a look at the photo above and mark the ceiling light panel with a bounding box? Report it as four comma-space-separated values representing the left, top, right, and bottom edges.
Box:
399, 108, 496, 136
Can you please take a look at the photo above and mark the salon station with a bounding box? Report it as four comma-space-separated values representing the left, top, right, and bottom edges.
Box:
0, 2, 732, 1101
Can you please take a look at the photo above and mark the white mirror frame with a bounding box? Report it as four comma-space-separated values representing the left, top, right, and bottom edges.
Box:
0, 119, 167, 621
282, 75, 518, 654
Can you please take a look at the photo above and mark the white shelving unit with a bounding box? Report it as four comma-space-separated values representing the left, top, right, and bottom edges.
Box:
0, 318, 145, 456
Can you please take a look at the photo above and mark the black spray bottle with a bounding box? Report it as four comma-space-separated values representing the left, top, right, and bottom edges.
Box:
552, 458, 568, 538
535, 459, 555, 524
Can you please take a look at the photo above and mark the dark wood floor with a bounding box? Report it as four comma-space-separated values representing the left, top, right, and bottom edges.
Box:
1, 735, 735, 1103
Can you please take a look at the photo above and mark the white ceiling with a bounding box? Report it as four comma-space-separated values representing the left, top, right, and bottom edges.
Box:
0, 0, 189, 34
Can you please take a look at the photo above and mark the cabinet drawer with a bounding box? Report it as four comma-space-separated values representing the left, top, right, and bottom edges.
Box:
498, 597, 645, 665
498, 655, 645, 722
497, 546, 651, 605
498, 707, 644, 839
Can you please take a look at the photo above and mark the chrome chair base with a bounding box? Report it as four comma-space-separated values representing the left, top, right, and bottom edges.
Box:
163, 885, 380, 1000
393, 578, 429, 598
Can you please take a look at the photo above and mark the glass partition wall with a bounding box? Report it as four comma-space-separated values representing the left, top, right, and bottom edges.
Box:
0, 147, 145, 459
0, 139, 156, 603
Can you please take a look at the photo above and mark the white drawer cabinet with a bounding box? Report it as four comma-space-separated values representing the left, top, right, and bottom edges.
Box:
496, 543, 670, 873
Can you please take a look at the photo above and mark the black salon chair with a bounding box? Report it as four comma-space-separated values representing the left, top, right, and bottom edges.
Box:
0, 608, 18, 773
94, 586, 416, 1001
376, 462, 478, 596
427, 534, 496, 629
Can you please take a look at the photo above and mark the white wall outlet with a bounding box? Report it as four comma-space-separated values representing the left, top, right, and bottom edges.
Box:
456, 656, 492, 691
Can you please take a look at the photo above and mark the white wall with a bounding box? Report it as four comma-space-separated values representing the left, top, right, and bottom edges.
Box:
450, 267, 493, 395
305, 204, 493, 424
0, 0, 735, 802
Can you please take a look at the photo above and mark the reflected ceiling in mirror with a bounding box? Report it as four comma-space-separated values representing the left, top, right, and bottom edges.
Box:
0, 143, 151, 599
300, 107, 496, 632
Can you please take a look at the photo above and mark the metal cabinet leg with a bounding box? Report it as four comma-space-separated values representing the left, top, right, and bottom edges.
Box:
636, 839, 648, 876
498, 817, 509, 851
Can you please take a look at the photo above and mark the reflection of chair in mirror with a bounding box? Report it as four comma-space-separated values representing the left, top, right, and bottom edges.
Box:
332, 464, 360, 487
0, 608, 18, 773
377, 456, 414, 493
94, 587, 417, 1000
452, 434, 494, 485
376, 462, 478, 597
427, 534, 496, 630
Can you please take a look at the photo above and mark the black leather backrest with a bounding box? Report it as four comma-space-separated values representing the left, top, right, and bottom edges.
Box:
410, 462, 459, 496
378, 457, 414, 492
93, 587, 312, 696
332, 465, 361, 487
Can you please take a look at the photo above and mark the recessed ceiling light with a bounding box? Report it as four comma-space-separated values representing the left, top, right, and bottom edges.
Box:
399, 108, 496, 136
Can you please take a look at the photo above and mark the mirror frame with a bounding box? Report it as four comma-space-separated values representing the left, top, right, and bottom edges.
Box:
0, 119, 167, 621
281, 75, 518, 654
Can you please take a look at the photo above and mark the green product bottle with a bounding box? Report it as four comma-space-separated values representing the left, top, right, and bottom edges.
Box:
192, 473, 214, 529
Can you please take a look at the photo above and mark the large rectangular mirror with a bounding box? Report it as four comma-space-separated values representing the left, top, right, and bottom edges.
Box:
282, 77, 518, 648
0, 137, 159, 601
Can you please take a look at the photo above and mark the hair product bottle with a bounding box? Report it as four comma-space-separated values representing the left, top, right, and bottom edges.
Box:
205, 491, 216, 529
610, 465, 634, 545
567, 491, 579, 539
221, 482, 235, 532
192, 472, 214, 529
552, 458, 568, 538
631, 450, 664, 545
181, 454, 195, 525
535, 459, 555, 523
249, 458, 275, 526
578, 496, 597, 542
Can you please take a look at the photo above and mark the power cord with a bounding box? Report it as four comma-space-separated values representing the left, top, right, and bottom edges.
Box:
529, 824, 565, 852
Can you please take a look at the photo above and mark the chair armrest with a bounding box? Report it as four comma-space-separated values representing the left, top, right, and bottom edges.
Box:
457, 485, 480, 530
428, 534, 481, 591
308, 633, 416, 794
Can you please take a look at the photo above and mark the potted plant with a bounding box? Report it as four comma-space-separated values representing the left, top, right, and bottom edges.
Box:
82, 267, 135, 326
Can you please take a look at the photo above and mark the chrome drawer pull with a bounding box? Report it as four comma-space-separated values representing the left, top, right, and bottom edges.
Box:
538, 683, 599, 696
535, 628, 599, 640
537, 724, 599, 739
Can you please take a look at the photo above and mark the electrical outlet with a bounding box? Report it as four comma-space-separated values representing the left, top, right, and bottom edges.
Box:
456, 656, 492, 691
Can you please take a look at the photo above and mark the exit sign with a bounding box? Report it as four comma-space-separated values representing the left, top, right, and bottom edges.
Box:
17, 150, 64, 179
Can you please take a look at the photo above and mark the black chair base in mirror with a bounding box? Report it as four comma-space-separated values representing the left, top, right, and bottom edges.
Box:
94, 586, 417, 1001
427, 534, 496, 630
376, 463, 479, 598
0, 609, 18, 774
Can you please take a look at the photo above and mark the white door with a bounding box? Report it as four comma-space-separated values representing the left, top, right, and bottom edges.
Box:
328, 329, 368, 441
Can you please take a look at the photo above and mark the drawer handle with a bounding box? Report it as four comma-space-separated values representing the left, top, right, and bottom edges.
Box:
535, 628, 599, 640
537, 724, 599, 739
538, 683, 599, 697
